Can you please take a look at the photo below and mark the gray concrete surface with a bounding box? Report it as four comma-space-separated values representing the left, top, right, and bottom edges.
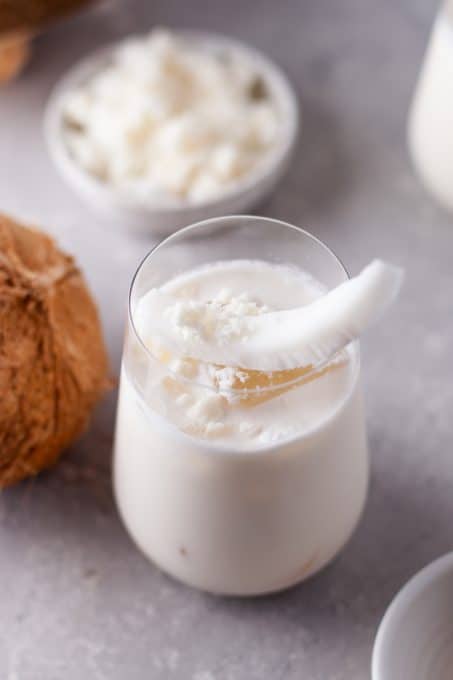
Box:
1, 1, 452, 678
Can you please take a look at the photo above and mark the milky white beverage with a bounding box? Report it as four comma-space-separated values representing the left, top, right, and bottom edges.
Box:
113, 218, 369, 595
409, 0, 453, 212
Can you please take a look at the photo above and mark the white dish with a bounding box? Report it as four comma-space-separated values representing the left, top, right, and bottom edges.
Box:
44, 31, 299, 236
372, 551, 453, 680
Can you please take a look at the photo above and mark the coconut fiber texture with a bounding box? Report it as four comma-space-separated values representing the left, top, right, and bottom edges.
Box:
0, 214, 109, 486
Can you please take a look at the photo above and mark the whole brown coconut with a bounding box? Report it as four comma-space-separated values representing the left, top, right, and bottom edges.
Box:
0, 0, 95, 36
0, 34, 30, 83
0, 214, 109, 487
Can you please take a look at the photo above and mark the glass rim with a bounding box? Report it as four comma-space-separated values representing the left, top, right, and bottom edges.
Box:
128, 215, 357, 396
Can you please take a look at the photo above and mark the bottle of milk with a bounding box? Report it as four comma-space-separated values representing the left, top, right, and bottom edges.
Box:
409, 1, 453, 212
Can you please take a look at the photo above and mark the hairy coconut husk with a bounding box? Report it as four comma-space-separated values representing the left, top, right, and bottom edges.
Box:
0, 214, 110, 487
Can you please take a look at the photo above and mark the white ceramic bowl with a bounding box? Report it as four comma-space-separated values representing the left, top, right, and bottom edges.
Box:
44, 31, 299, 236
372, 551, 453, 680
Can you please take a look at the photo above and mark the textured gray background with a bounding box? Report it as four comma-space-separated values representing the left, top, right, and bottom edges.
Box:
1, 1, 452, 678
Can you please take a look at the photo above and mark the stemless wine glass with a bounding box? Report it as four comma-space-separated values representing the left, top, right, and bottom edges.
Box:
113, 216, 369, 596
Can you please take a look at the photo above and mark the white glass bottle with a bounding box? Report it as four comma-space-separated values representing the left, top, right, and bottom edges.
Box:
409, 1, 453, 212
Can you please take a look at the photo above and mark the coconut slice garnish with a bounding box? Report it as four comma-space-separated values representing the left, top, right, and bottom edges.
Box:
137, 259, 404, 373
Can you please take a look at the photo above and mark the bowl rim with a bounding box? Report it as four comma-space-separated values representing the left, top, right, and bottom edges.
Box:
44, 28, 300, 216
372, 550, 453, 680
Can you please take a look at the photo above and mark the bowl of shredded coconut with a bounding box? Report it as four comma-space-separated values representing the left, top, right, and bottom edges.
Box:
44, 28, 299, 235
